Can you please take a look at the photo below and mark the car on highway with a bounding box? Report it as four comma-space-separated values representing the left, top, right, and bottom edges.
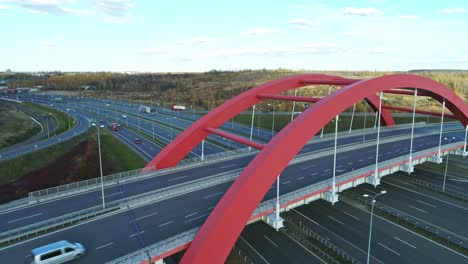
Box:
134, 138, 142, 144
31, 240, 85, 264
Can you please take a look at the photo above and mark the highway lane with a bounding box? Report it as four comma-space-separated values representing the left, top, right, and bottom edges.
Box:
0, 123, 459, 231
411, 169, 468, 193
349, 180, 468, 239
0, 130, 466, 262
295, 199, 468, 264
0, 124, 463, 232
240, 221, 327, 264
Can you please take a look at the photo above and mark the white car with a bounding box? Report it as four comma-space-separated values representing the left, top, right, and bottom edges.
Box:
31, 240, 85, 264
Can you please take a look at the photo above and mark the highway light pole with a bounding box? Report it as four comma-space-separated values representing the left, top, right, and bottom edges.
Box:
332, 115, 339, 199
291, 89, 297, 122
268, 103, 281, 139
349, 104, 356, 134
249, 105, 256, 151
320, 86, 332, 138
363, 101, 368, 142
91, 123, 106, 210
407, 89, 418, 172
363, 190, 387, 264
437, 99, 446, 159
442, 137, 456, 191
373, 92, 383, 186
201, 139, 205, 161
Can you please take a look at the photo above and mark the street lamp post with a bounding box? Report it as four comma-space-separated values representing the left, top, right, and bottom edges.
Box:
91, 123, 106, 210
268, 103, 281, 138
442, 137, 456, 191
363, 190, 387, 264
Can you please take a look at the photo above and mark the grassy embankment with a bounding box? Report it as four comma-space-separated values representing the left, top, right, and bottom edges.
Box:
0, 104, 40, 148
0, 129, 145, 190
23, 102, 73, 137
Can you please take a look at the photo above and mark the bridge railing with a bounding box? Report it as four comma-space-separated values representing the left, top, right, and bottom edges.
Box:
106, 228, 199, 264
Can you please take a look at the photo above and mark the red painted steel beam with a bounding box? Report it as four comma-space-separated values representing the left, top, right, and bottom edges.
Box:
180, 74, 468, 264
206, 127, 264, 150
143, 74, 396, 172
256, 94, 321, 103
383, 105, 456, 118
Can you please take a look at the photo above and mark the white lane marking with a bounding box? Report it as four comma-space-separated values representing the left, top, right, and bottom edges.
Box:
285, 232, 327, 263
358, 159, 364, 162
96, 242, 114, 250
129, 231, 145, 238
297, 177, 305, 180
343, 200, 468, 259
347, 162, 353, 165
203, 191, 224, 199
220, 164, 236, 169
185, 212, 198, 218
336, 165, 343, 168
8, 213, 43, 224
343, 211, 360, 221
311, 172, 318, 176
324, 169, 331, 172
416, 200, 437, 208
158, 221, 173, 227
394, 236, 417, 249
383, 181, 468, 211
368, 157, 373, 160
282, 181, 291, 185
185, 213, 210, 223
239, 236, 271, 264
338, 156, 348, 160
367, 150, 374, 153
208, 205, 217, 210
264, 235, 278, 247
133, 211, 159, 221
447, 184, 465, 191
328, 216, 344, 225
301, 164, 316, 170
408, 205, 429, 213
378, 242, 400, 256
101, 192, 124, 198
168, 175, 187, 182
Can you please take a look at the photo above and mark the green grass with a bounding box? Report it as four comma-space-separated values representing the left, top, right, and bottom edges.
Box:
0, 132, 90, 185
97, 129, 146, 172
0, 104, 40, 148
24, 102, 74, 137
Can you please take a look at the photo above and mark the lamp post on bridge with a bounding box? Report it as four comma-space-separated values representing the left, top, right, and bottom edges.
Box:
91, 122, 106, 210
363, 190, 387, 264
267, 103, 281, 139
442, 136, 456, 191
249, 105, 256, 151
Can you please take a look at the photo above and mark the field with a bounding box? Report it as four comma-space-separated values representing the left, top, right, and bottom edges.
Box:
0, 104, 40, 148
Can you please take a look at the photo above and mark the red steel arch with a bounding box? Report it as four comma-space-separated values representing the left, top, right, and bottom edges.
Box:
144, 74, 395, 171
178, 74, 467, 263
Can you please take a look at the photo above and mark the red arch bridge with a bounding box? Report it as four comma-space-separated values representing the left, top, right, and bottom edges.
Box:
0, 74, 466, 264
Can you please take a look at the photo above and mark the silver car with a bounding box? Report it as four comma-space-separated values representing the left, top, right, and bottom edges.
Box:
31, 240, 85, 264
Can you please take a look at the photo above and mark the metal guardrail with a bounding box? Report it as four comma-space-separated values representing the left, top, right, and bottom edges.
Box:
283, 213, 361, 264
0, 204, 120, 245
341, 191, 468, 250
106, 228, 199, 264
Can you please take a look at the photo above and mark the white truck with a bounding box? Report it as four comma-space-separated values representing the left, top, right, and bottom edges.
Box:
139, 105, 151, 113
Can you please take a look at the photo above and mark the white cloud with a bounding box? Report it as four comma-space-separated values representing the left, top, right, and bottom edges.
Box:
343, 7, 384, 17
40, 41, 57, 48
440, 8, 466, 15
177, 37, 214, 45
368, 47, 393, 54
240, 27, 281, 35
137, 48, 168, 54
288, 19, 319, 30
399, 15, 421, 20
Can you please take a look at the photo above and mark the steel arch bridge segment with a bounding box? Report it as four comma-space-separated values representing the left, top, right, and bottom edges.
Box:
144, 74, 395, 171
179, 74, 467, 264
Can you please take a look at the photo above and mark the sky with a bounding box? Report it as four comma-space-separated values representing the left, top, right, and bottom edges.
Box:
0, 0, 467, 72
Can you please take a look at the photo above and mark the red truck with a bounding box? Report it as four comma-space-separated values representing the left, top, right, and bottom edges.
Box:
109, 122, 120, 131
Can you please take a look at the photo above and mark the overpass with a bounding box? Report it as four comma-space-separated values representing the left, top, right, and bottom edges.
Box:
0, 74, 466, 263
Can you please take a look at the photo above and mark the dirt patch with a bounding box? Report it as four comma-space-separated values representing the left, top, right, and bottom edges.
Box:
0, 139, 116, 204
